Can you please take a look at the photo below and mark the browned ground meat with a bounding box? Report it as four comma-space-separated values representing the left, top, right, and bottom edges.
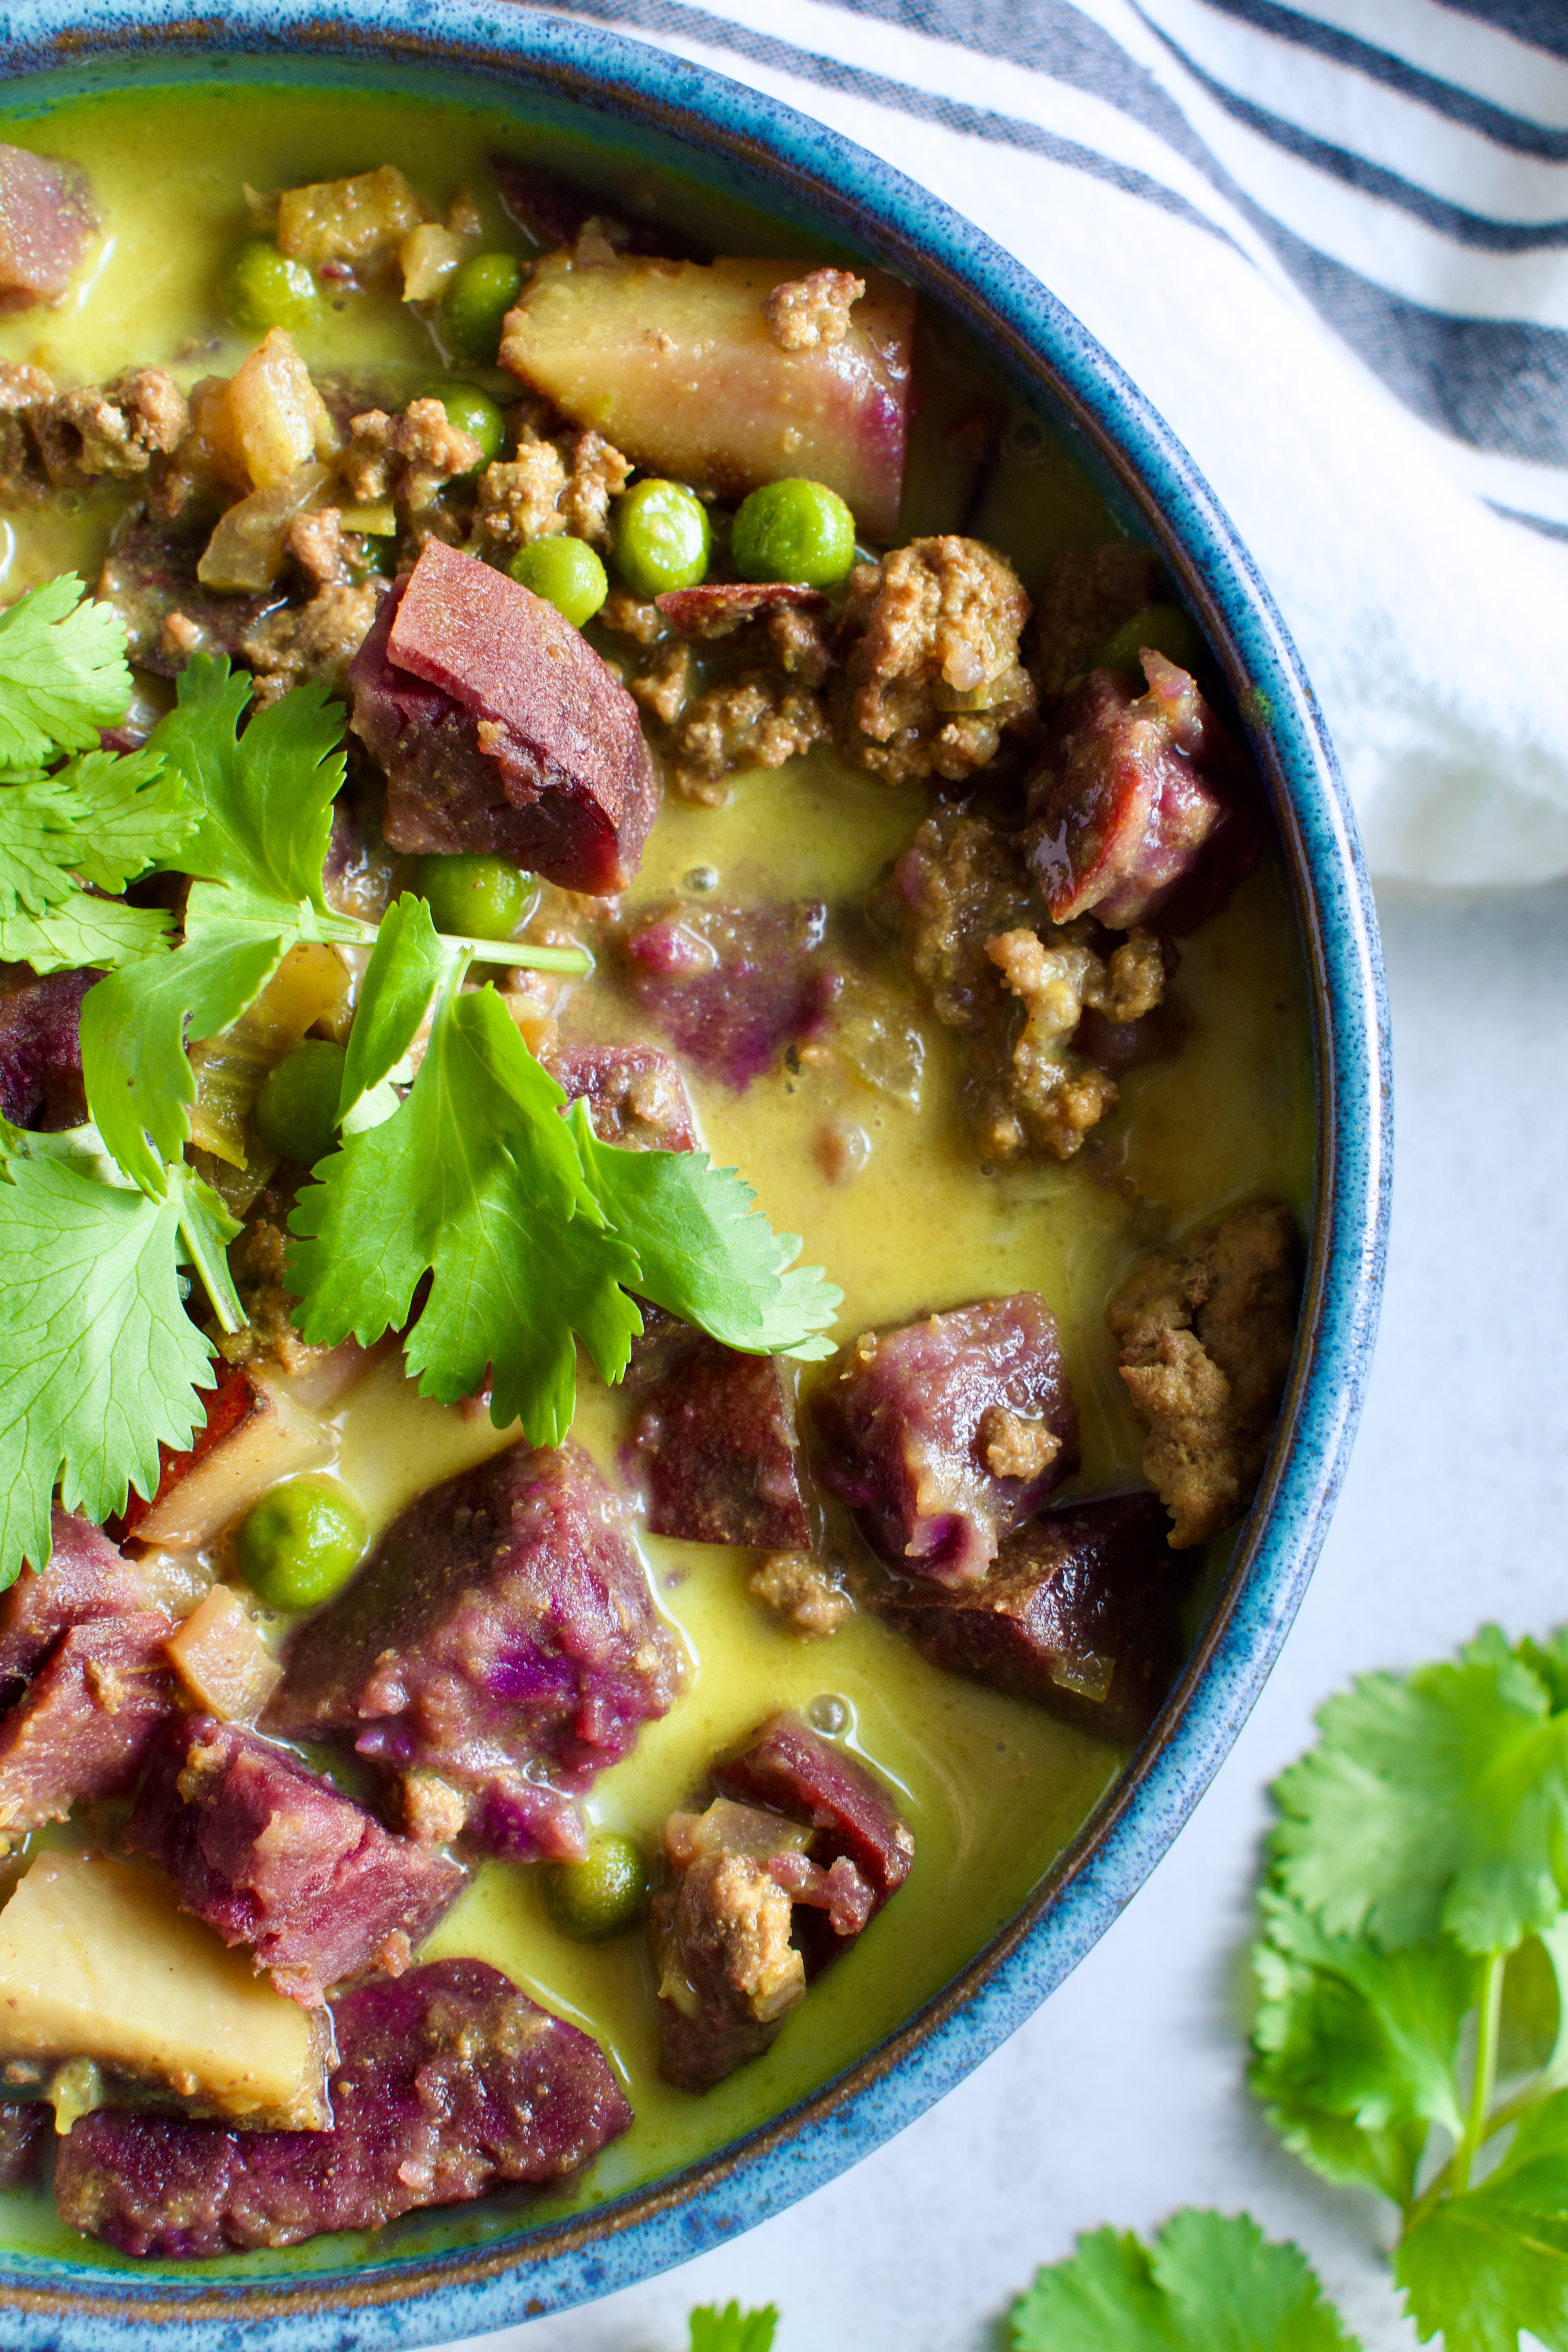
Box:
339, 398, 482, 527
1106, 1200, 1300, 1547
832, 536, 1036, 785
626, 601, 834, 806
762, 267, 865, 350
1031, 540, 1168, 700
669, 676, 829, 806
243, 579, 384, 706
473, 426, 630, 552
34, 366, 190, 484
748, 1551, 855, 1638
882, 805, 1170, 1162
0, 360, 50, 501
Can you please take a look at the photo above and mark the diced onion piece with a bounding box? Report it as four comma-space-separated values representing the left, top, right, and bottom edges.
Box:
401, 221, 475, 303
164, 1585, 281, 1722
133, 1372, 334, 1551
197, 459, 331, 593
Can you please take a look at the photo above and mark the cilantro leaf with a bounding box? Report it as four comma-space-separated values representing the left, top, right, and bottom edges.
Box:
569, 1102, 842, 1358
0, 575, 133, 769
1009, 2210, 1359, 2352
1398, 2087, 1568, 2352
148, 655, 345, 910
0, 892, 174, 974
79, 925, 286, 1194
1250, 1884, 1477, 2204
1269, 1629, 1568, 1956
0, 1140, 222, 1584
288, 983, 642, 1444
54, 745, 195, 893
336, 891, 447, 1120
689, 2308, 777, 2352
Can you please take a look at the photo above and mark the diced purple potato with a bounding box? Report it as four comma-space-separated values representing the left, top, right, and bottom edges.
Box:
349, 541, 659, 895
267, 1441, 682, 1858
500, 252, 914, 541
97, 512, 282, 677
877, 1489, 1189, 1746
0, 969, 94, 1131
544, 1041, 698, 1152
0, 1509, 149, 1681
0, 145, 96, 313
1024, 653, 1263, 934
0, 2100, 45, 2189
54, 1957, 632, 2258
766, 1848, 876, 1940
712, 1712, 913, 1915
621, 898, 834, 1090
0, 1616, 177, 1838
812, 1295, 1080, 1584
650, 1844, 802, 2093
125, 1717, 466, 2007
626, 1328, 810, 1550
490, 151, 683, 257
654, 582, 829, 637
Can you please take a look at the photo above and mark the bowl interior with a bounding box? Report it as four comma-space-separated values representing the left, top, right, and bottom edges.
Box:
0, 19, 1388, 2345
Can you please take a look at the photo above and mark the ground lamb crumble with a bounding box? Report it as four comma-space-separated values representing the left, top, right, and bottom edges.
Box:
747, 1552, 855, 1639
1105, 1200, 1299, 1548
832, 535, 1037, 786
762, 267, 866, 351
885, 805, 1169, 1163
473, 427, 630, 551
1031, 539, 1168, 701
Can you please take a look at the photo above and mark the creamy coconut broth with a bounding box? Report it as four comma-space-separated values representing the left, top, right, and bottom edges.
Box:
0, 81, 1312, 2270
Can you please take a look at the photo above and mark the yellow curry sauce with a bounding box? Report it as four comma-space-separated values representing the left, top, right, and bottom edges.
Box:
0, 79, 1313, 2268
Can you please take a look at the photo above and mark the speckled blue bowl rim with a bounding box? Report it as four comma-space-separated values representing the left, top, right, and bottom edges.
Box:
0, 6, 1390, 2343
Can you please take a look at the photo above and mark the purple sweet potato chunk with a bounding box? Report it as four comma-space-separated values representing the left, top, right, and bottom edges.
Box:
626, 1329, 810, 1550
0, 969, 94, 1131
545, 1041, 697, 1152
97, 512, 281, 677
0, 2101, 45, 2189
655, 582, 828, 636
1023, 652, 1262, 933
0, 145, 96, 313
267, 1441, 682, 1861
650, 1826, 805, 2092
491, 151, 682, 257
813, 1294, 1079, 1584
125, 1717, 466, 2006
621, 897, 833, 1089
0, 1616, 176, 1838
0, 1508, 148, 1680
877, 1489, 1187, 1746
712, 1711, 913, 1913
54, 1957, 632, 2258
349, 540, 659, 893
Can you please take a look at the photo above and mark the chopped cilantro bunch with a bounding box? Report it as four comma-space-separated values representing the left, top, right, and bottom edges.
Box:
1252, 1626, 1568, 2352
0, 577, 840, 1587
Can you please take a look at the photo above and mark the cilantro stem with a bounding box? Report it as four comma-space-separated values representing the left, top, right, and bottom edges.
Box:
341, 915, 587, 973
1453, 1948, 1506, 2194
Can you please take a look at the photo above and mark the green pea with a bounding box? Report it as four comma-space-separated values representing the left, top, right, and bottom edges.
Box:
252, 1038, 346, 1167
236, 1476, 370, 1612
731, 477, 856, 588
423, 382, 505, 471
612, 479, 711, 598
1089, 603, 1208, 680
543, 1831, 649, 1942
440, 252, 525, 365
414, 851, 534, 942
509, 535, 609, 628
220, 237, 322, 336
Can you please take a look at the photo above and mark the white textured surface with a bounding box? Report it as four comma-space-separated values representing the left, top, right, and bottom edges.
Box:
437, 878, 1568, 2352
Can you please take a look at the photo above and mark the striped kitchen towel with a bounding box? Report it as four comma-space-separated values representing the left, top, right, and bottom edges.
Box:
564, 0, 1568, 885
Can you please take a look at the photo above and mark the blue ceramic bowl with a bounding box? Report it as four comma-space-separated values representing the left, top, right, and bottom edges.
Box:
0, 7, 1390, 2343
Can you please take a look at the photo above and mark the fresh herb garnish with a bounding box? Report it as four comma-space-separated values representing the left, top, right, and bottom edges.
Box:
0, 578, 842, 1586
1253, 1626, 1568, 2351
688, 2305, 778, 2352
1007, 2208, 1359, 2350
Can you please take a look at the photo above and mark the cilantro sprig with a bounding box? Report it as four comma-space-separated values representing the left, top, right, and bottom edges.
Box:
1252, 1626, 1568, 2351
0, 576, 842, 1586
688, 2308, 777, 2352
1007, 2209, 1359, 2350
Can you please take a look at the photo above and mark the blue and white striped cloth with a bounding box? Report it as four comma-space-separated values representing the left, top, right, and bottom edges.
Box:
566, 0, 1568, 884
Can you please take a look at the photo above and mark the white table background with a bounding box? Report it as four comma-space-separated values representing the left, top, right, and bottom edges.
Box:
438, 877, 1567, 2352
